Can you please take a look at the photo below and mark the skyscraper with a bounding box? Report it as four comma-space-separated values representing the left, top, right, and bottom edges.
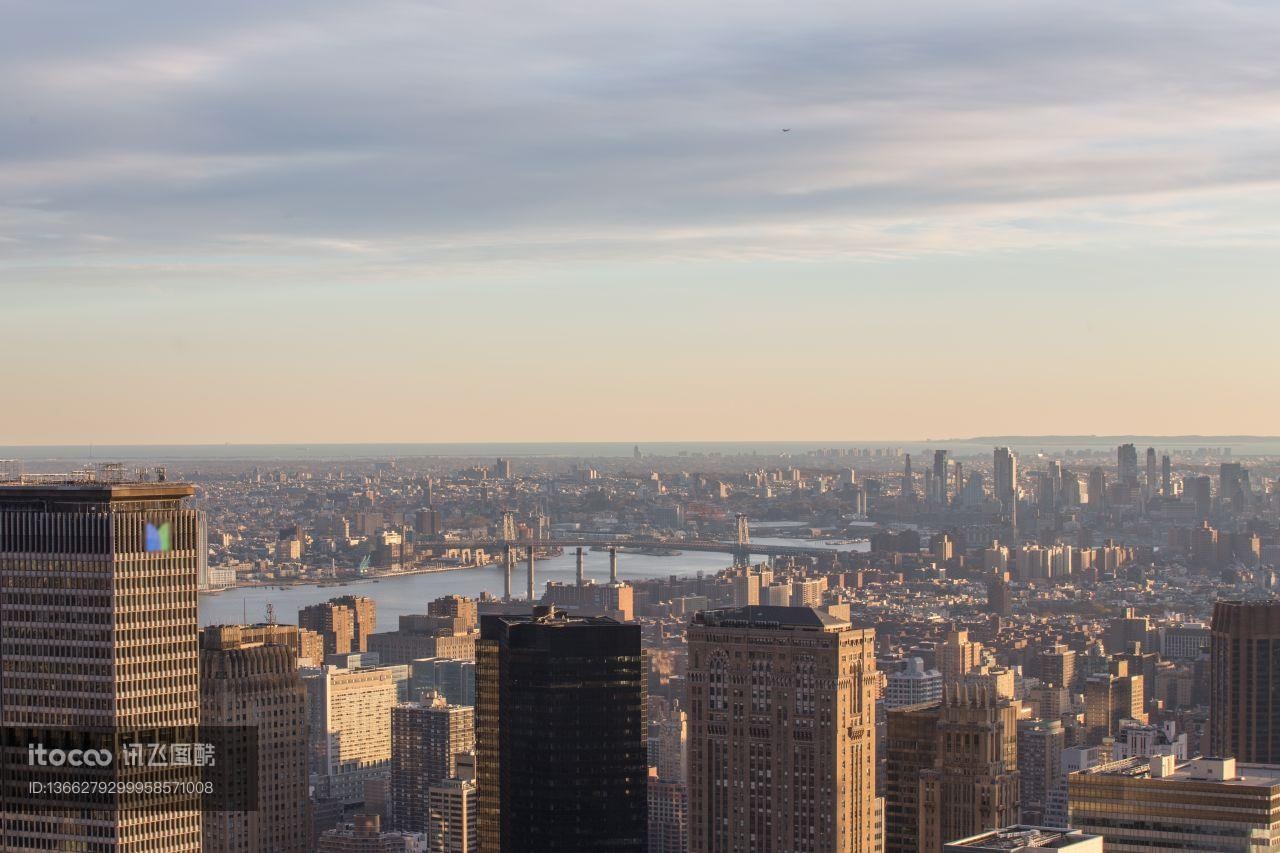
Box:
918, 685, 1021, 853
885, 702, 942, 853
300, 595, 377, 655
391, 695, 475, 833
993, 447, 1017, 530
1211, 600, 1280, 763
939, 627, 984, 686
201, 623, 311, 853
0, 480, 203, 852
305, 664, 400, 803
476, 607, 647, 852
1117, 443, 1139, 485
687, 605, 877, 853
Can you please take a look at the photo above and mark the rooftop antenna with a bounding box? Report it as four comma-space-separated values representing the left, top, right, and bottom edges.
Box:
266, 603, 276, 625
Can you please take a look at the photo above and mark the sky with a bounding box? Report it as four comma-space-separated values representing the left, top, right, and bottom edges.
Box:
4, 0, 1280, 445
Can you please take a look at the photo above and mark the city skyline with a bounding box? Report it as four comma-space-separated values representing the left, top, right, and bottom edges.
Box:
6, 0, 1280, 444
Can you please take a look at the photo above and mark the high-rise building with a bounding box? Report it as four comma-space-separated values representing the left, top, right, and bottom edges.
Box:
918, 685, 1021, 853
885, 702, 942, 853
1038, 644, 1075, 690
933, 449, 949, 504
428, 753, 478, 853
687, 605, 877, 853
305, 665, 401, 803
886, 657, 943, 708
477, 607, 647, 851
0, 480, 203, 852
648, 771, 689, 853
1069, 755, 1280, 850
201, 624, 311, 853
1016, 719, 1063, 826
391, 696, 475, 833
301, 595, 377, 655
1117, 443, 1139, 485
1220, 462, 1250, 513
1161, 454, 1172, 496
1083, 659, 1145, 744
994, 446, 1017, 516
1211, 600, 1280, 763
939, 628, 984, 686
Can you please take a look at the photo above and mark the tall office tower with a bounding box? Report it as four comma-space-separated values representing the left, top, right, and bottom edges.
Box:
933, 449, 949, 504
1145, 447, 1157, 490
300, 595, 378, 655
416, 506, 442, 538
391, 696, 476, 833
1083, 660, 1145, 745
902, 454, 916, 502
1210, 600, 1280, 762
1069, 755, 1280, 850
885, 702, 942, 853
1161, 454, 1172, 496
939, 627, 984, 686
1016, 719, 1063, 825
1086, 467, 1106, 508
201, 624, 311, 853
886, 657, 944, 708
477, 607, 647, 852
994, 446, 1017, 533
1117, 443, 1139, 485
428, 754, 478, 853
687, 605, 877, 853
0, 480, 202, 852
494, 458, 513, 479
1220, 462, 1250, 513
1039, 644, 1076, 690
918, 686, 1021, 853
305, 665, 400, 803
1186, 474, 1212, 516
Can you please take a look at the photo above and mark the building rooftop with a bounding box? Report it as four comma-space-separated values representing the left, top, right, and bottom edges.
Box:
0, 480, 195, 506
944, 825, 1102, 851
694, 605, 852, 631
1077, 756, 1280, 787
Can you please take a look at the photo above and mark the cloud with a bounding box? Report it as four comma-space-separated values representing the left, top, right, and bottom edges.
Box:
2, 0, 1280, 286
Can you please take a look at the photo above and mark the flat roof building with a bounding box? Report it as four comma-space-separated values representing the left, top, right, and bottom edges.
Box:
944, 825, 1102, 852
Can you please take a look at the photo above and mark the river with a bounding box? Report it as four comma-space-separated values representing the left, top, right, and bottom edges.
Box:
197, 536, 869, 626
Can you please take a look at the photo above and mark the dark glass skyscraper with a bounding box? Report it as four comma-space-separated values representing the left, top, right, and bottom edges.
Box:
476, 606, 646, 852
1211, 600, 1280, 763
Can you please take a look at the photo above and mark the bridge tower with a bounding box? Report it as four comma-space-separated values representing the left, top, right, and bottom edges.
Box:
501, 510, 517, 543
733, 514, 751, 567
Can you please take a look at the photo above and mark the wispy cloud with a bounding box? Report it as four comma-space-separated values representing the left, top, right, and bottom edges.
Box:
3, 0, 1280, 286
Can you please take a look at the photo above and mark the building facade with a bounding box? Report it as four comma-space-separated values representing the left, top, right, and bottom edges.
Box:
476, 607, 647, 852
201, 623, 311, 852
687, 605, 877, 853
0, 481, 203, 851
